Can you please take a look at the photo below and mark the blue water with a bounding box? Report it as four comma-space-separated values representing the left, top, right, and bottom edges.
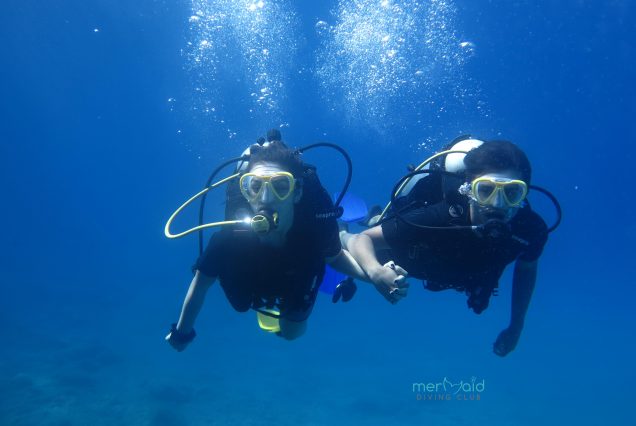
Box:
1, 0, 634, 425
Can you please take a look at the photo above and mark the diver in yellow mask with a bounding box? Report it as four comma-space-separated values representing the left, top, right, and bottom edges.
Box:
341, 138, 560, 357
165, 130, 396, 350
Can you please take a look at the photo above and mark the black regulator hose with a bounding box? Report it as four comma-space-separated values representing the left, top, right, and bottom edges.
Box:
528, 185, 562, 233
297, 142, 353, 209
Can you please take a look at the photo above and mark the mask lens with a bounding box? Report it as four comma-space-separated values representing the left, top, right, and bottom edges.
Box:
503, 183, 526, 205
240, 175, 265, 199
270, 175, 292, 199
474, 181, 497, 203
248, 177, 264, 196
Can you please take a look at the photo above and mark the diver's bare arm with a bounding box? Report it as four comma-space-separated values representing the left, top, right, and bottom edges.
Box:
175, 270, 216, 333
342, 226, 390, 280
509, 259, 538, 332
326, 249, 370, 282
341, 226, 408, 302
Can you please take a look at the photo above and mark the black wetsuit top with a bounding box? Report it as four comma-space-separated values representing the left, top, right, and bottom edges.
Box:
195, 183, 341, 322
381, 199, 548, 313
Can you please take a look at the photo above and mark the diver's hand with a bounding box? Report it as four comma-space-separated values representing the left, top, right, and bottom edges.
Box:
369, 261, 409, 304
493, 327, 522, 357
165, 324, 196, 352
165, 332, 189, 352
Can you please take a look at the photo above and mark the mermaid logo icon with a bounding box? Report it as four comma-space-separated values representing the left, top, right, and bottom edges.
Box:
442, 377, 462, 393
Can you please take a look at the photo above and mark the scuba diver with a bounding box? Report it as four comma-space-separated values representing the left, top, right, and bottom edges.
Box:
164, 129, 393, 349
341, 137, 561, 357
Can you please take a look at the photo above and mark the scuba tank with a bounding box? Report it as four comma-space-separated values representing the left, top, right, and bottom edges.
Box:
387, 135, 484, 216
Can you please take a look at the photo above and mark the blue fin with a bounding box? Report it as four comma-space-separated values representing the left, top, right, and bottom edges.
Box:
334, 192, 368, 223
320, 265, 347, 295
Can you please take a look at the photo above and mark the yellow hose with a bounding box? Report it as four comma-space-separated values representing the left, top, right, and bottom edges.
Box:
164, 173, 245, 239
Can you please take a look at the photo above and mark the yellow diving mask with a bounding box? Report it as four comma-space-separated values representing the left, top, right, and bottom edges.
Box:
239, 172, 296, 202
470, 176, 528, 207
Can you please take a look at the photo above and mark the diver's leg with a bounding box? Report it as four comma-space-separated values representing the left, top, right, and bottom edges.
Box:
276, 284, 316, 340
339, 228, 356, 251
277, 318, 307, 340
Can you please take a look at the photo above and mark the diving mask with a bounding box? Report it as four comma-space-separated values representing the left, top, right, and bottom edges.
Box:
467, 176, 528, 207
239, 172, 296, 202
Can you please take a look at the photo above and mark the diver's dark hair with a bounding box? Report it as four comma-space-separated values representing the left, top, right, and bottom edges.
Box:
464, 140, 532, 184
248, 140, 304, 178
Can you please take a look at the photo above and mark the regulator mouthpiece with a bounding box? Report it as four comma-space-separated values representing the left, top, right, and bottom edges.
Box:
251, 210, 279, 234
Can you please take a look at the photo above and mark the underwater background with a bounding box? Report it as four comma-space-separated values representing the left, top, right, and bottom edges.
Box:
1, 0, 634, 425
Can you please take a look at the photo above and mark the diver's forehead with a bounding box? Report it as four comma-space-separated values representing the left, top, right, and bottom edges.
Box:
249, 162, 288, 175
477, 170, 522, 181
